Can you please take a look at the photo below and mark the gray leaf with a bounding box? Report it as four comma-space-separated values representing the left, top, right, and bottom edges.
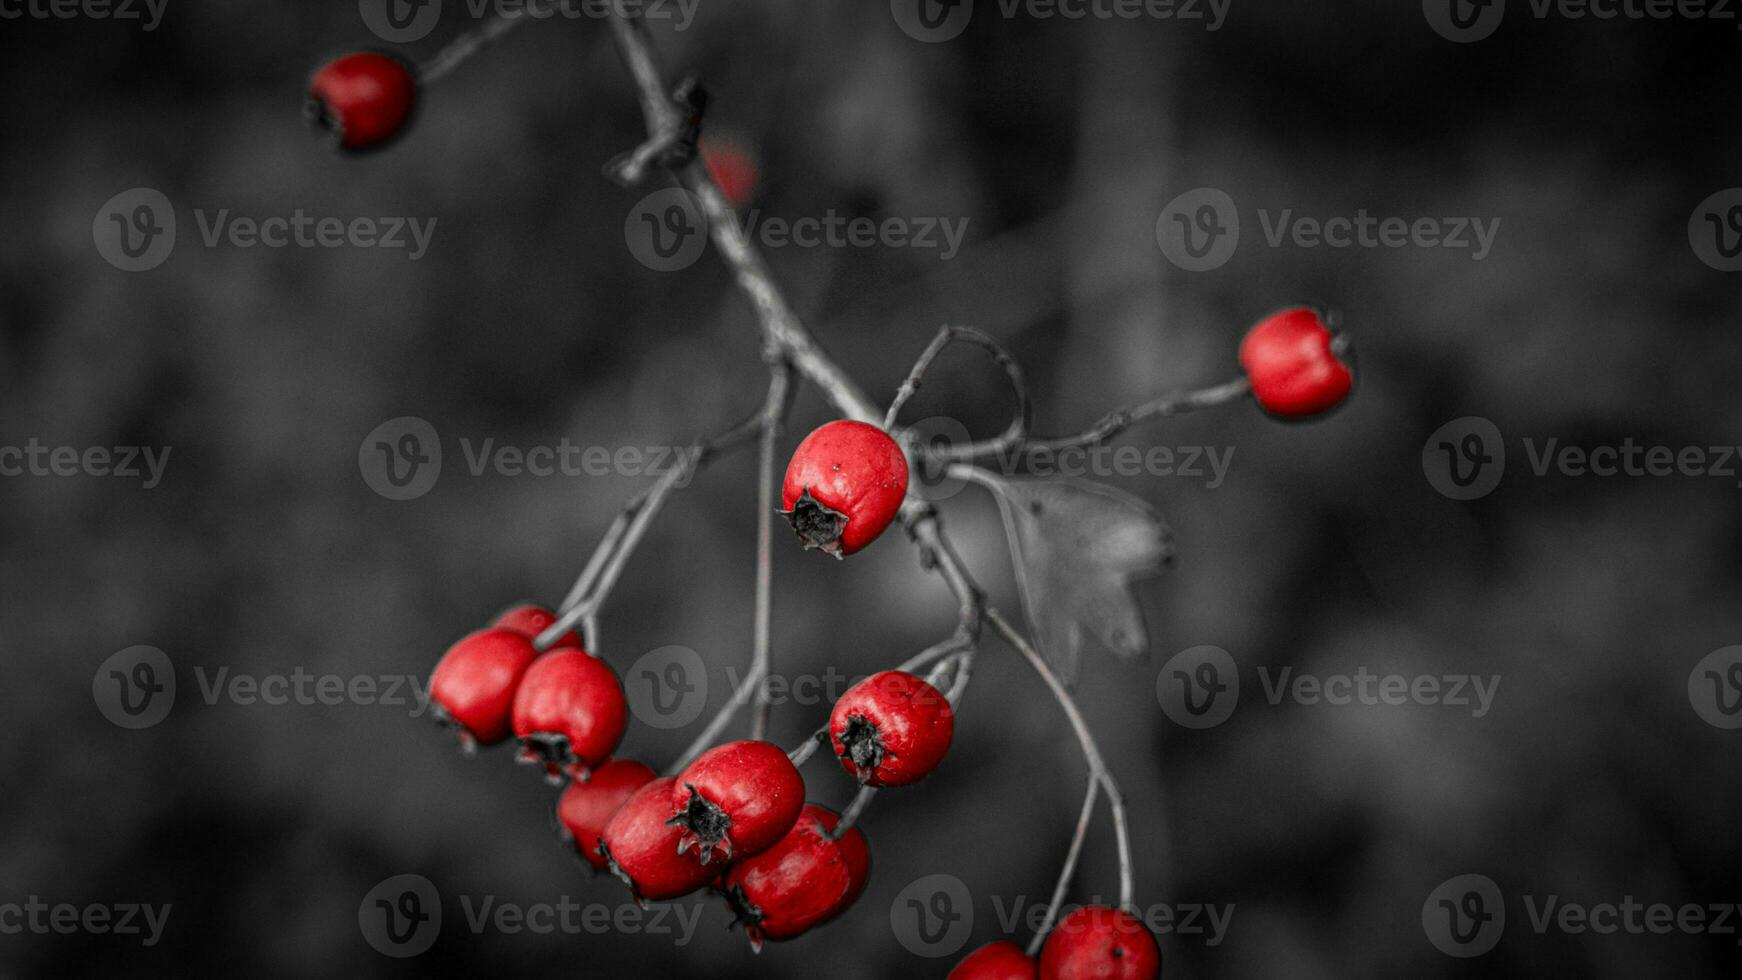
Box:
979, 474, 1173, 685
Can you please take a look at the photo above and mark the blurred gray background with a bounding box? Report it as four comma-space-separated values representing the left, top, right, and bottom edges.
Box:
3, 0, 1741, 976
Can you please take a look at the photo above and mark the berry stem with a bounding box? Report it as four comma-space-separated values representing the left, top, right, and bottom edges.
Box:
885, 325, 1031, 457
977, 376, 1252, 459
749, 359, 793, 741
539, 392, 772, 650
831, 785, 877, 840
988, 608, 1136, 911
418, 0, 555, 85
1026, 775, 1100, 958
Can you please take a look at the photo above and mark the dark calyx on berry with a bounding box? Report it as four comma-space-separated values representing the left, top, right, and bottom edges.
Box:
667, 785, 733, 862
779, 488, 848, 558
836, 714, 885, 782
722, 882, 767, 942
518, 732, 575, 780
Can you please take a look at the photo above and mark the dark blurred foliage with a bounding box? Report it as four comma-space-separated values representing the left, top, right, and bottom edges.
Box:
2, 1, 1741, 977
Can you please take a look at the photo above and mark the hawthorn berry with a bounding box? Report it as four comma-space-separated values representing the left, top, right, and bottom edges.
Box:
701, 137, 759, 208
306, 52, 417, 152
1237, 306, 1353, 418
429, 628, 539, 750
780, 420, 910, 557
511, 648, 628, 781
830, 670, 955, 787
492, 603, 581, 650
950, 941, 1039, 980
599, 776, 718, 902
1038, 906, 1161, 980
668, 740, 805, 864
718, 805, 870, 950
556, 758, 657, 870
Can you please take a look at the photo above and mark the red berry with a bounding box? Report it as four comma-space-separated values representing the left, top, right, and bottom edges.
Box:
306, 52, 417, 152
1237, 307, 1353, 418
829, 670, 955, 787
950, 941, 1039, 980
780, 420, 910, 557
556, 758, 657, 870
718, 805, 869, 949
492, 603, 581, 650
599, 777, 717, 902
429, 628, 538, 750
667, 740, 805, 865
511, 648, 628, 782
701, 137, 759, 208
1038, 906, 1161, 980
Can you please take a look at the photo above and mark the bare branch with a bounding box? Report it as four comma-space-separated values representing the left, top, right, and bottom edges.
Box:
886, 326, 1031, 460
973, 376, 1251, 460
418, 0, 554, 85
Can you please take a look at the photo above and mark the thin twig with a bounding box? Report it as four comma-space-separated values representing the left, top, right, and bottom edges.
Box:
980, 376, 1251, 459
418, 0, 554, 85
537, 402, 767, 650
885, 326, 1031, 461
832, 785, 877, 839
1027, 775, 1100, 957
988, 608, 1135, 910
749, 359, 794, 740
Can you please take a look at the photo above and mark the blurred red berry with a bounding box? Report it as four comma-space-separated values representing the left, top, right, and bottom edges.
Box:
429, 628, 538, 750
306, 52, 417, 152
557, 758, 656, 870
1038, 906, 1161, 980
780, 420, 910, 557
830, 670, 955, 786
1238, 307, 1353, 418
511, 648, 627, 781
667, 740, 805, 865
701, 138, 759, 208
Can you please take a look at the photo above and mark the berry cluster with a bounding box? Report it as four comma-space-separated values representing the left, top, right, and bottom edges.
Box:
323, 15, 1355, 978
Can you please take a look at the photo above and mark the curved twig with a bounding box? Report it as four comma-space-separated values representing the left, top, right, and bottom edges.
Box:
885, 325, 1032, 460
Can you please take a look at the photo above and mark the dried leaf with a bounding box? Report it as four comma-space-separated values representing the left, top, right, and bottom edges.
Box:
979, 474, 1172, 685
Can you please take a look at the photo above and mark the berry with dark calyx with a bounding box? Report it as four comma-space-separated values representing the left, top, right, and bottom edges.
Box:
556, 759, 657, 870
511, 648, 628, 783
429, 628, 538, 751
718, 805, 869, 950
1038, 906, 1161, 980
830, 670, 955, 787
599, 777, 717, 902
493, 603, 581, 650
667, 740, 805, 865
780, 420, 910, 557
950, 941, 1039, 980
305, 52, 417, 152
1237, 306, 1353, 418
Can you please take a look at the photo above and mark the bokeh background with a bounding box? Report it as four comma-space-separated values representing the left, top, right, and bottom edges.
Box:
3, 0, 1741, 976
